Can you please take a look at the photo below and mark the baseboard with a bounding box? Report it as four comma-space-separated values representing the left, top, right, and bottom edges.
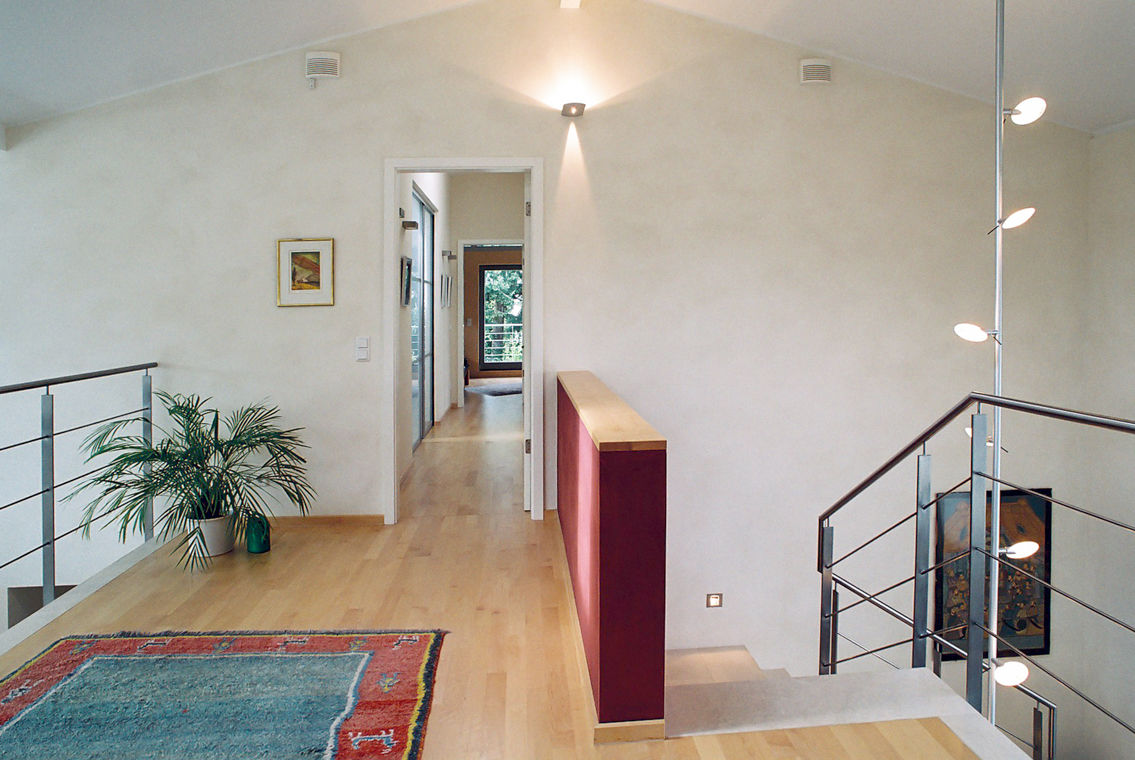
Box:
0, 536, 165, 659
273, 515, 386, 527
594, 719, 666, 744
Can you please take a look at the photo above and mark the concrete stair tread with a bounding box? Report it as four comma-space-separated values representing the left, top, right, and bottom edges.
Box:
665, 668, 1027, 759
666, 645, 780, 687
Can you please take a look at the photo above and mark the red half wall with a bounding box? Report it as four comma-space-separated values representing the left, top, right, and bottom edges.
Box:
557, 380, 666, 724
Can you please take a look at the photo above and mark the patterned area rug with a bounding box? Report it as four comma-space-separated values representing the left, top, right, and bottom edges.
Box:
0, 630, 446, 760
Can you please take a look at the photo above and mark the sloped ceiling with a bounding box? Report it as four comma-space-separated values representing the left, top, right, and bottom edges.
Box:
0, 0, 1132, 133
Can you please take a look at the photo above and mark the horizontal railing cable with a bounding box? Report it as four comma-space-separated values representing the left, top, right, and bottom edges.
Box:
54, 407, 146, 439
837, 573, 915, 615
0, 504, 123, 573
975, 472, 1135, 536
836, 632, 902, 670
828, 512, 916, 568
975, 548, 1135, 637
832, 573, 915, 629
976, 622, 1135, 737
0, 433, 49, 454
0, 362, 157, 395
0, 539, 52, 572
995, 724, 1034, 752
53, 466, 108, 493
827, 476, 975, 571
834, 636, 913, 666
920, 549, 969, 577
0, 488, 50, 514
921, 476, 974, 510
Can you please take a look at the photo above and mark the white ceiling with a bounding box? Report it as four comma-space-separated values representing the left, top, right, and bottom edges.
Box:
1, 0, 1132, 134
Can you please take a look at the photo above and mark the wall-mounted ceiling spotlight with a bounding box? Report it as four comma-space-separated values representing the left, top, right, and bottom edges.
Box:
561, 102, 586, 117
1006, 96, 1047, 126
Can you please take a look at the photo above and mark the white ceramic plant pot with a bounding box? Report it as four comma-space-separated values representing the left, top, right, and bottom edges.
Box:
191, 516, 234, 557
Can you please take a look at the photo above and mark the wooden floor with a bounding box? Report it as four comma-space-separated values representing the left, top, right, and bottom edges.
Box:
0, 390, 977, 759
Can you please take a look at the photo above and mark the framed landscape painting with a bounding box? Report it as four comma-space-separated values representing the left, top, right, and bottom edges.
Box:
278, 238, 334, 306
934, 488, 1052, 660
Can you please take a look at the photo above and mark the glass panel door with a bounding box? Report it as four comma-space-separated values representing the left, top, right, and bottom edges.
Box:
411, 192, 435, 449
479, 265, 523, 371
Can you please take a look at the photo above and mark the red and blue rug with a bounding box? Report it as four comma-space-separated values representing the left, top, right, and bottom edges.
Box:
0, 630, 446, 759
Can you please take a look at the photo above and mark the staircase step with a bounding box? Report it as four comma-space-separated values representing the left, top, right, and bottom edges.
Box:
666, 668, 1027, 759
666, 646, 768, 687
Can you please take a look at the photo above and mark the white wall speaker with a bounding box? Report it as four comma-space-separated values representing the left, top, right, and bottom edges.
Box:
305, 52, 341, 88
800, 58, 832, 85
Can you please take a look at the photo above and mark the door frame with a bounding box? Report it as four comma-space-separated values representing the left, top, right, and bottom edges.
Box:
456, 239, 525, 407
382, 158, 544, 524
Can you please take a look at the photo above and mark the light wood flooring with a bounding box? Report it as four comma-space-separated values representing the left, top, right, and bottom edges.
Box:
0, 389, 977, 759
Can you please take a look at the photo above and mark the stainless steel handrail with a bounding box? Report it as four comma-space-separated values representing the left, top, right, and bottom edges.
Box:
819, 391, 1135, 525
0, 362, 158, 395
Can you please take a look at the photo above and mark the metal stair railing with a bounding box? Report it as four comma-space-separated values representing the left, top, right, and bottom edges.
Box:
817, 392, 1135, 760
0, 363, 157, 609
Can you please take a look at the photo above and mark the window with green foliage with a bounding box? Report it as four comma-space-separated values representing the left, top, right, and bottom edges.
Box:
480, 265, 522, 369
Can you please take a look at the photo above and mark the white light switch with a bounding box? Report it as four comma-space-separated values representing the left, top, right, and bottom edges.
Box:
355, 336, 370, 361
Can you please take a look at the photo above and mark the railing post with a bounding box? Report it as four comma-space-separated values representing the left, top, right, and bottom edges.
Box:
40, 390, 56, 606
1032, 706, 1044, 760
819, 524, 836, 674
912, 453, 932, 668
966, 412, 989, 712
142, 372, 154, 541
1048, 703, 1056, 760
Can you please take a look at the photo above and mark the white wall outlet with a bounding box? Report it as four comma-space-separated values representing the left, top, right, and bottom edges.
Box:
706, 593, 723, 608
354, 336, 370, 361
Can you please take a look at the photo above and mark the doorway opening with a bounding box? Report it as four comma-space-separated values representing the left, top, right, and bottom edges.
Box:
381, 158, 544, 525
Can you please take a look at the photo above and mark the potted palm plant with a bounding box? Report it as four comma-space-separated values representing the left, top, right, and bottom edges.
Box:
70, 391, 315, 569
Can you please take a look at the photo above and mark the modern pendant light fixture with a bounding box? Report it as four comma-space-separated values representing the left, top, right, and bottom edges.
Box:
999, 206, 1036, 230
954, 323, 994, 343
993, 660, 1030, 687
1001, 540, 1040, 559
1008, 96, 1047, 126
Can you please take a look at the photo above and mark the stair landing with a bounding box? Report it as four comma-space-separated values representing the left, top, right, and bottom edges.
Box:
666, 647, 1027, 759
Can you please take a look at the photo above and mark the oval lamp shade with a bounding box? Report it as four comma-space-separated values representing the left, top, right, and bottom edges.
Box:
1002, 207, 1036, 229
954, 323, 990, 342
994, 660, 1030, 687
1005, 540, 1040, 559
1011, 97, 1047, 126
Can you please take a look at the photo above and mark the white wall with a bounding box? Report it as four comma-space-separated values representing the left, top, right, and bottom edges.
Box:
0, 2, 1127, 752
449, 173, 525, 241
1060, 125, 1135, 759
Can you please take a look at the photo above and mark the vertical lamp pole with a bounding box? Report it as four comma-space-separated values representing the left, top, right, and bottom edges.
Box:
988, 0, 1007, 724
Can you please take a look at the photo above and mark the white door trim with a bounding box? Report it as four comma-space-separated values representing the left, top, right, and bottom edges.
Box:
382, 158, 544, 524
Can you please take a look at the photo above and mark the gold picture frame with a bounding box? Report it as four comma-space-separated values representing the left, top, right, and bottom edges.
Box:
277, 238, 334, 307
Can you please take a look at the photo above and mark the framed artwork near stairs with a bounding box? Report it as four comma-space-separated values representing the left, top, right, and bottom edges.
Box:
934, 488, 1052, 660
